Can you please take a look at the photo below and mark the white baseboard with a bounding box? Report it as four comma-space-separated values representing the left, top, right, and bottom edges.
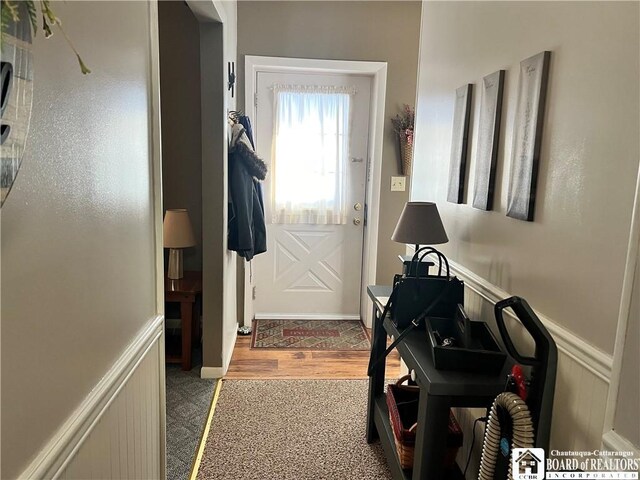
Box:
224, 328, 237, 371
426, 254, 613, 382
20, 315, 164, 479
254, 313, 361, 321
200, 366, 224, 379
200, 327, 238, 379
602, 429, 640, 455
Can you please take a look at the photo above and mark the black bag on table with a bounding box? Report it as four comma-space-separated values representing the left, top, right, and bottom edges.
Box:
391, 247, 464, 329
367, 247, 464, 376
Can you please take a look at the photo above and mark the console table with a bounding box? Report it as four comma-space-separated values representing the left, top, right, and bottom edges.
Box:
366, 285, 510, 480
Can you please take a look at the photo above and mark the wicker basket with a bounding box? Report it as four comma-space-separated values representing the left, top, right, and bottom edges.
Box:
399, 137, 413, 176
386, 375, 463, 470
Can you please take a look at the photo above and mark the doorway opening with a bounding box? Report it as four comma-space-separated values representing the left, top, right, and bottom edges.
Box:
244, 56, 387, 329
156, 1, 229, 478
226, 56, 388, 379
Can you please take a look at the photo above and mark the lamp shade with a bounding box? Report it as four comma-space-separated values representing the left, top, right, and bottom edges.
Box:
391, 202, 449, 245
163, 209, 196, 248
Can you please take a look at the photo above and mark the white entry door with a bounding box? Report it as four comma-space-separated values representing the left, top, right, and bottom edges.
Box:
253, 71, 371, 319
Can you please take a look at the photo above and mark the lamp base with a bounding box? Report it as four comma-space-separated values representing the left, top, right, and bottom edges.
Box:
167, 248, 184, 279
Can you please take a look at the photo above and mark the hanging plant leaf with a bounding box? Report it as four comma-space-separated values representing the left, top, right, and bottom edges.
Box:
26, 1, 37, 35
41, 14, 52, 37
41, 0, 58, 25
0, 0, 90, 74
76, 53, 91, 75
4, 1, 19, 22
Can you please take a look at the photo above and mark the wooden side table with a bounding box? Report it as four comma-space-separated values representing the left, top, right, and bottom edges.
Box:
165, 270, 202, 371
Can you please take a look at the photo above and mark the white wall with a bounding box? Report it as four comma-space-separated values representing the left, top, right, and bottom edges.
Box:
59, 341, 163, 480
1, 1, 164, 477
452, 279, 610, 475
412, 0, 639, 471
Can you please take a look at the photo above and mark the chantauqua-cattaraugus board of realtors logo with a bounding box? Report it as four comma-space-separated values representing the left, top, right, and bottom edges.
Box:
513, 448, 546, 480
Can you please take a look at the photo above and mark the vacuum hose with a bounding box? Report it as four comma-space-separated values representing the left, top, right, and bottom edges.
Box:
478, 392, 534, 480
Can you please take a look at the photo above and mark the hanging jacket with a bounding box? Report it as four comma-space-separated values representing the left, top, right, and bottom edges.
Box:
238, 115, 255, 149
238, 115, 266, 228
228, 122, 267, 261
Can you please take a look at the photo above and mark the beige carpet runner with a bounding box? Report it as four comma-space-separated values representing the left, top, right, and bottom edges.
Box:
197, 380, 392, 480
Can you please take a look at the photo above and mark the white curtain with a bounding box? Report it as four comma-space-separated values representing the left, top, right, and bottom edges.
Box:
271, 85, 354, 224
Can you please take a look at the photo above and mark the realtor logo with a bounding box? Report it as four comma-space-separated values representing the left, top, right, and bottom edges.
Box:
512, 448, 545, 480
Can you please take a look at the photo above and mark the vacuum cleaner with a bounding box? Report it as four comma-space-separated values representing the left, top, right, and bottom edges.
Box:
478, 296, 558, 480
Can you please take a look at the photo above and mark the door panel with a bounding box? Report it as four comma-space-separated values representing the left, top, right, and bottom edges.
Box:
254, 71, 371, 317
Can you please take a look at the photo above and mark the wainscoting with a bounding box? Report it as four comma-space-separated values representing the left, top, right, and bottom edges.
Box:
21, 316, 165, 480
439, 259, 613, 479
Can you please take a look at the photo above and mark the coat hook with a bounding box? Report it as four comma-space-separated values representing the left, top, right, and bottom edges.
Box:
228, 61, 236, 98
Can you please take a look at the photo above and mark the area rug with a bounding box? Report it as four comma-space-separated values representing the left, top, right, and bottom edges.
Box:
251, 319, 370, 350
196, 380, 391, 480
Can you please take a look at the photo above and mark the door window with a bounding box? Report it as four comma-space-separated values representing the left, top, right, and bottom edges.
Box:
271, 85, 354, 224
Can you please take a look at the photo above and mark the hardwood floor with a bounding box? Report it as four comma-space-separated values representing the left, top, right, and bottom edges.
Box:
225, 333, 402, 380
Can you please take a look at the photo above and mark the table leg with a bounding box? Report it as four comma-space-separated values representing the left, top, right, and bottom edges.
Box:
366, 303, 386, 443
181, 301, 193, 371
191, 299, 199, 345
412, 391, 450, 480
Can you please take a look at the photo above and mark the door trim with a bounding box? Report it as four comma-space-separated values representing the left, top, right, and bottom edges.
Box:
245, 55, 387, 328
602, 154, 640, 446
147, 0, 167, 476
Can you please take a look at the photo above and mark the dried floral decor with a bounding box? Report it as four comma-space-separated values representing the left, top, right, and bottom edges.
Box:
391, 104, 415, 176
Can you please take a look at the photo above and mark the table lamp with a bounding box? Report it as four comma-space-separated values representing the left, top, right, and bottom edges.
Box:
163, 209, 196, 280
391, 201, 448, 250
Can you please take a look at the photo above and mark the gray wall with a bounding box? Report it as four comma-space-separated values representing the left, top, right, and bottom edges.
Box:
237, 1, 422, 284
1, 1, 157, 477
200, 19, 227, 370
159, 0, 203, 271
198, 0, 239, 372
412, 1, 639, 354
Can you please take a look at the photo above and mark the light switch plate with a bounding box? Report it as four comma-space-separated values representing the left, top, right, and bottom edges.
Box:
391, 176, 406, 192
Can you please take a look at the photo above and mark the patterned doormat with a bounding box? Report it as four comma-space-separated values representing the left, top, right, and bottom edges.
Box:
251, 319, 370, 350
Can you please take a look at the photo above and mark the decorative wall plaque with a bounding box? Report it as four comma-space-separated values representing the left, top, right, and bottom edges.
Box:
473, 70, 505, 211
447, 84, 473, 204
506, 51, 551, 221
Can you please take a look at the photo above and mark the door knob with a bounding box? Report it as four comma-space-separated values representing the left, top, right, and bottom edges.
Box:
353, 218, 362, 226
354, 202, 362, 211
